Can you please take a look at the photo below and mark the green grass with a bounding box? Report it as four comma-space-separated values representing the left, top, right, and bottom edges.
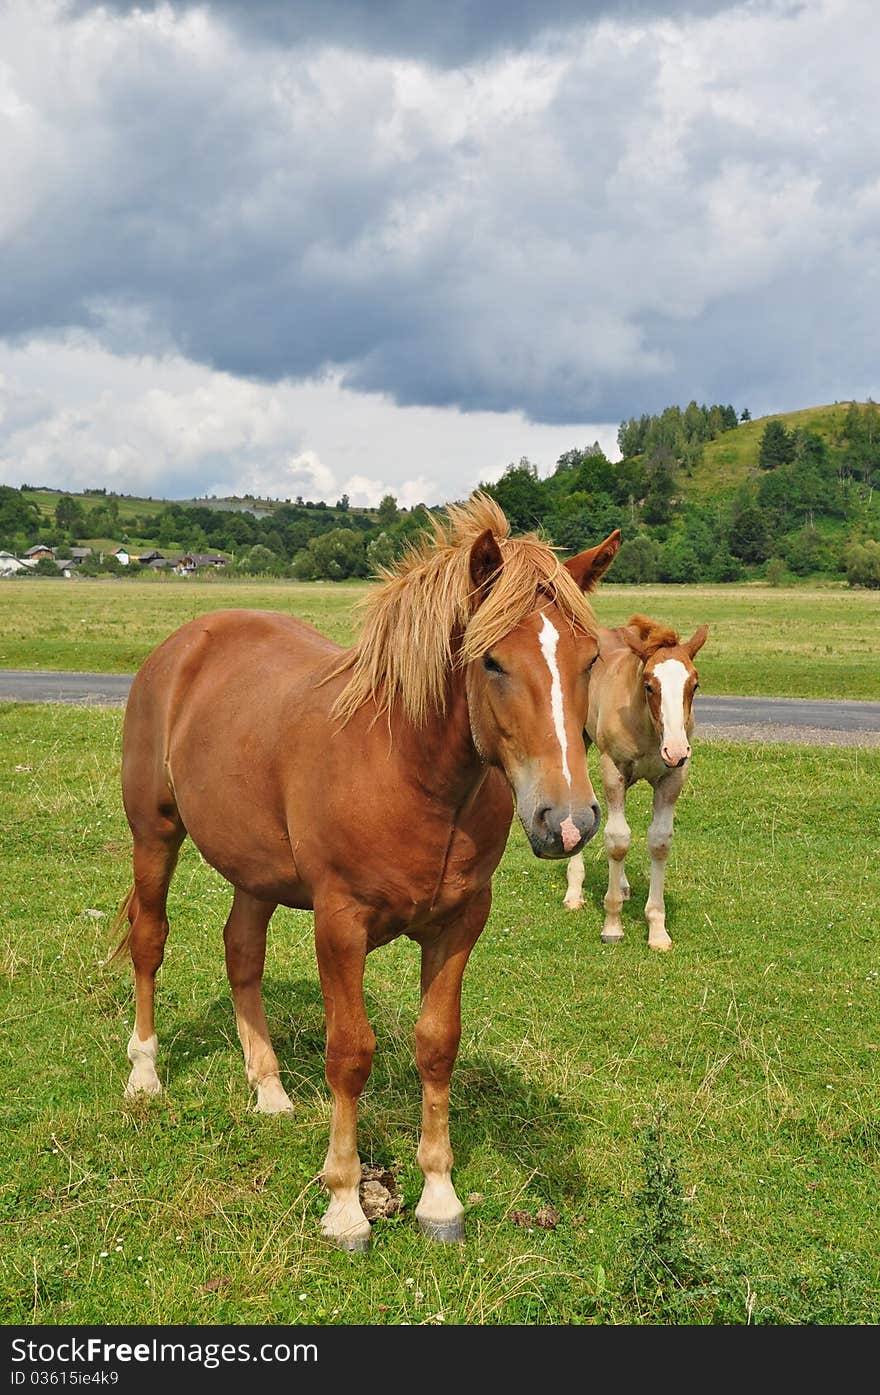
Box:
2, 577, 879, 700
2, 704, 879, 1324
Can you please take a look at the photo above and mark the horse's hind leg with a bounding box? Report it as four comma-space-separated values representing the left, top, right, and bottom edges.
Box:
223, 888, 293, 1114
125, 823, 185, 1098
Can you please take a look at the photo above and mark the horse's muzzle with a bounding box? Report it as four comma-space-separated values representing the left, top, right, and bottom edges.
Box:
524, 800, 601, 860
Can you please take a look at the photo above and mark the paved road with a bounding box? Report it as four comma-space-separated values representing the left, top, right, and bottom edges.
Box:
1, 669, 879, 743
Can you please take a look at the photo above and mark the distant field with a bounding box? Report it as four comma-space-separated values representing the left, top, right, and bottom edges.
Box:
1, 576, 878, 700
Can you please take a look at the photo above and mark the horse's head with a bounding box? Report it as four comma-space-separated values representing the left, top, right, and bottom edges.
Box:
622, 615, 709, 768
466, 527, 621, 859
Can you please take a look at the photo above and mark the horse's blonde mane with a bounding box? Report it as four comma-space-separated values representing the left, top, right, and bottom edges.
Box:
330, 492, 597, 727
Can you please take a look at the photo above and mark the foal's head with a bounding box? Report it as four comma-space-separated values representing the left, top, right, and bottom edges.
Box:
466, 525, 622, 858
622, 615, 709, 768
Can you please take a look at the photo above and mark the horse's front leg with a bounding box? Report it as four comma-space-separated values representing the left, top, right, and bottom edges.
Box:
645, 766, 687, 951
314, 903, 376, 1252
414, 891, 489, 1243
600, 751, 631, 943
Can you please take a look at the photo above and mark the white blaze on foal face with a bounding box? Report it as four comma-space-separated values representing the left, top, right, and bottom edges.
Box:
649, 658, 692, 767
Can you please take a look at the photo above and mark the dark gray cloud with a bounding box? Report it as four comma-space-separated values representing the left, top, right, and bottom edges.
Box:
2, 0, 877, 462
66, 0, 742, 66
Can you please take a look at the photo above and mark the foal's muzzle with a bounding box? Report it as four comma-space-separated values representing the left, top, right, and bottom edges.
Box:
524, 800, 602, 860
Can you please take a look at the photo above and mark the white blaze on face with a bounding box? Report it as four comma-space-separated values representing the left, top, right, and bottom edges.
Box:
652, 658, 690, 762
538, 615, 572, 790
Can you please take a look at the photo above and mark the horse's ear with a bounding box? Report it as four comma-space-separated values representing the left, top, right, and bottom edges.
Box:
469, 528, 503, 597
684, 623, 709, 658
564, 528, 621, 592
621, 626, 648, 661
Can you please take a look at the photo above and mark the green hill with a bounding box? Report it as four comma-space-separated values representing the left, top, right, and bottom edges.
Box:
686, 401, 863, 499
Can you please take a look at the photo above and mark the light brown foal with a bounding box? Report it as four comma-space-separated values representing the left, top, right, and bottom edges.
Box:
563, 615, 708, 950
115, 495, 621, 1250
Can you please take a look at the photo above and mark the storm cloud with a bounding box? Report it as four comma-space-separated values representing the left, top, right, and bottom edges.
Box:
1, 0, 877, 501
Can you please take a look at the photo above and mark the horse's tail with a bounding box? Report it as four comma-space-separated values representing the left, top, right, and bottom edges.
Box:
104, 886, 136, 966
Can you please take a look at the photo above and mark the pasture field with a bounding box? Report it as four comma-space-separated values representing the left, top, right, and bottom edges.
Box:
1, 576, 879, 700
2, 703, 879, 1325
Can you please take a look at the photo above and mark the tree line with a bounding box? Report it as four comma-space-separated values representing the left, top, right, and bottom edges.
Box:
3, 400, 879, 586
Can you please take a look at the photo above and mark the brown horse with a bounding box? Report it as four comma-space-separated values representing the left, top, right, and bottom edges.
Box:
113, 494, 621, 1250
563, 614, 708, 950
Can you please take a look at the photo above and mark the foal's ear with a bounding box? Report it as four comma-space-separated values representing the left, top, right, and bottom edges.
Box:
684, 623, 709, 658
621, 627, 648, 661
564, 528, 621, 592
469, 528, 504, 597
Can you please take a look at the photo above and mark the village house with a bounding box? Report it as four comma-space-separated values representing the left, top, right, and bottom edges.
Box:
0, 550, 33, 576
23, 544, 55, 562
173, 552, 230, 574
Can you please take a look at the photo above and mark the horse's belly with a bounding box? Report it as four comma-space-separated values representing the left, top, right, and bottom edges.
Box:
175, 783, 311, 905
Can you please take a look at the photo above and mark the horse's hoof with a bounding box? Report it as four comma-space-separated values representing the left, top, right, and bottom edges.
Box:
124, 1077, 161, 1099
334, 1233, 371, 1254
562, 898, 584, 911
417, 1216, 465, 1244
601, 930, 624, 944
255, 1076, 294, 1114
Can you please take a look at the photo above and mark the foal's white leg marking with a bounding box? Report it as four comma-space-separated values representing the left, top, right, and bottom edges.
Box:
538, 615, 581, 852
563, 851, 586, 909
600, 753, 631, 943
125, 1031, 161, 1097
652, 658, 690, 765
645, 769, 686, 951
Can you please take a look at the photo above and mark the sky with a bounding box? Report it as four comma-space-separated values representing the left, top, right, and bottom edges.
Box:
0, 0, 877, 508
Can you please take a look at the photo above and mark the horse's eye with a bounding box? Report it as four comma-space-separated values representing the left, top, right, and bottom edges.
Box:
483, 654, 505, 675
644, 682, 654, 695
693, 681, 700, 692
586, 653, 599, 674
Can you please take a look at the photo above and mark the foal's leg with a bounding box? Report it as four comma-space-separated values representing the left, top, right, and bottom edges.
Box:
224, 888, 293, 1114
414, 892, 488, 1243
600, 752, 631, 943
314, 905, 375, 1251
124, 822, 185, 1098
644, 767, 687, 952
563, 851, 586, 909
564, 737, 592, 909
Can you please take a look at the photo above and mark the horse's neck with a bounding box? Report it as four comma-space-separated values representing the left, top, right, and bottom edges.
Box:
393, 673, 485, 807
589, 648, 653, 762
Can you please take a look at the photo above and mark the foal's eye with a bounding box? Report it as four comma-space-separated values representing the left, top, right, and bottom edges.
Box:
483, 654, 505, 675
644, 681, 654, 695
693, 681, 700, 692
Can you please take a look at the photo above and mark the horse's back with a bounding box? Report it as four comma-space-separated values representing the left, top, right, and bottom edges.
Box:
121, 610, 348, 895
128, 608, 340, 716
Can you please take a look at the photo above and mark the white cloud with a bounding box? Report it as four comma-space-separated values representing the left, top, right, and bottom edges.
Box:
0, 335, 620, 502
